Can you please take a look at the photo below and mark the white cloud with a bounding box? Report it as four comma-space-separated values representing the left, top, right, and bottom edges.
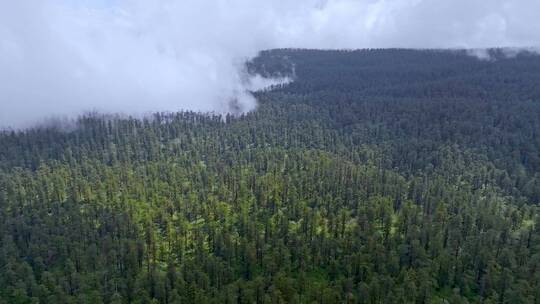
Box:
1, 0, 539, 127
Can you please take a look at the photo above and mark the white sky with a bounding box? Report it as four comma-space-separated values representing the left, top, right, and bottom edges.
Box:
1, 0, 540, 127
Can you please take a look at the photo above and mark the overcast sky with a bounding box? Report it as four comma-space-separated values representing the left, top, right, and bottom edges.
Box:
1, 0, 540, 128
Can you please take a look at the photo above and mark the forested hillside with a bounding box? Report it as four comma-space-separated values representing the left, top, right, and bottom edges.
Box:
1, 49, 539, 303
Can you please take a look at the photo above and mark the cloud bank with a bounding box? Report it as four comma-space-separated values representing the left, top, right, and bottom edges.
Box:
1, 0, 540, 127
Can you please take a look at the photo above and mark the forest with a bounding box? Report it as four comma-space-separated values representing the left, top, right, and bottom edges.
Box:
0, 48, 539, 303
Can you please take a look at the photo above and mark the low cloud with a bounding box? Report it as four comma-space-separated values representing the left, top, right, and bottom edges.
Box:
1, 0, 539, 127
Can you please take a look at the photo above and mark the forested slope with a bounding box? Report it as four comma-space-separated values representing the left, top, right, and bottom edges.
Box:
0, 49, 539, 303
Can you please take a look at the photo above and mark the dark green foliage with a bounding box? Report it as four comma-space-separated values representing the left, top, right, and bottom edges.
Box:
0, 49, 539, 303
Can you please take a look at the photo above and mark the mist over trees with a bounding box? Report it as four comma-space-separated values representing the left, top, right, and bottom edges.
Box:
0, 49, 539, 303
3, 0, 540, 128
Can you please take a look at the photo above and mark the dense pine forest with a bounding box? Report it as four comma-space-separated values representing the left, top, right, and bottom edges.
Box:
1, 49, 540, 303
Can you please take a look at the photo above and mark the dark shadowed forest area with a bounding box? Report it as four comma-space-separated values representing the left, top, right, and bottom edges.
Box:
1, 49, 539, 303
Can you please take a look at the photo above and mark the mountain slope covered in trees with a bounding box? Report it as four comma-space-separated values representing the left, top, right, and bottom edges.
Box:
1, 49, 539, 303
